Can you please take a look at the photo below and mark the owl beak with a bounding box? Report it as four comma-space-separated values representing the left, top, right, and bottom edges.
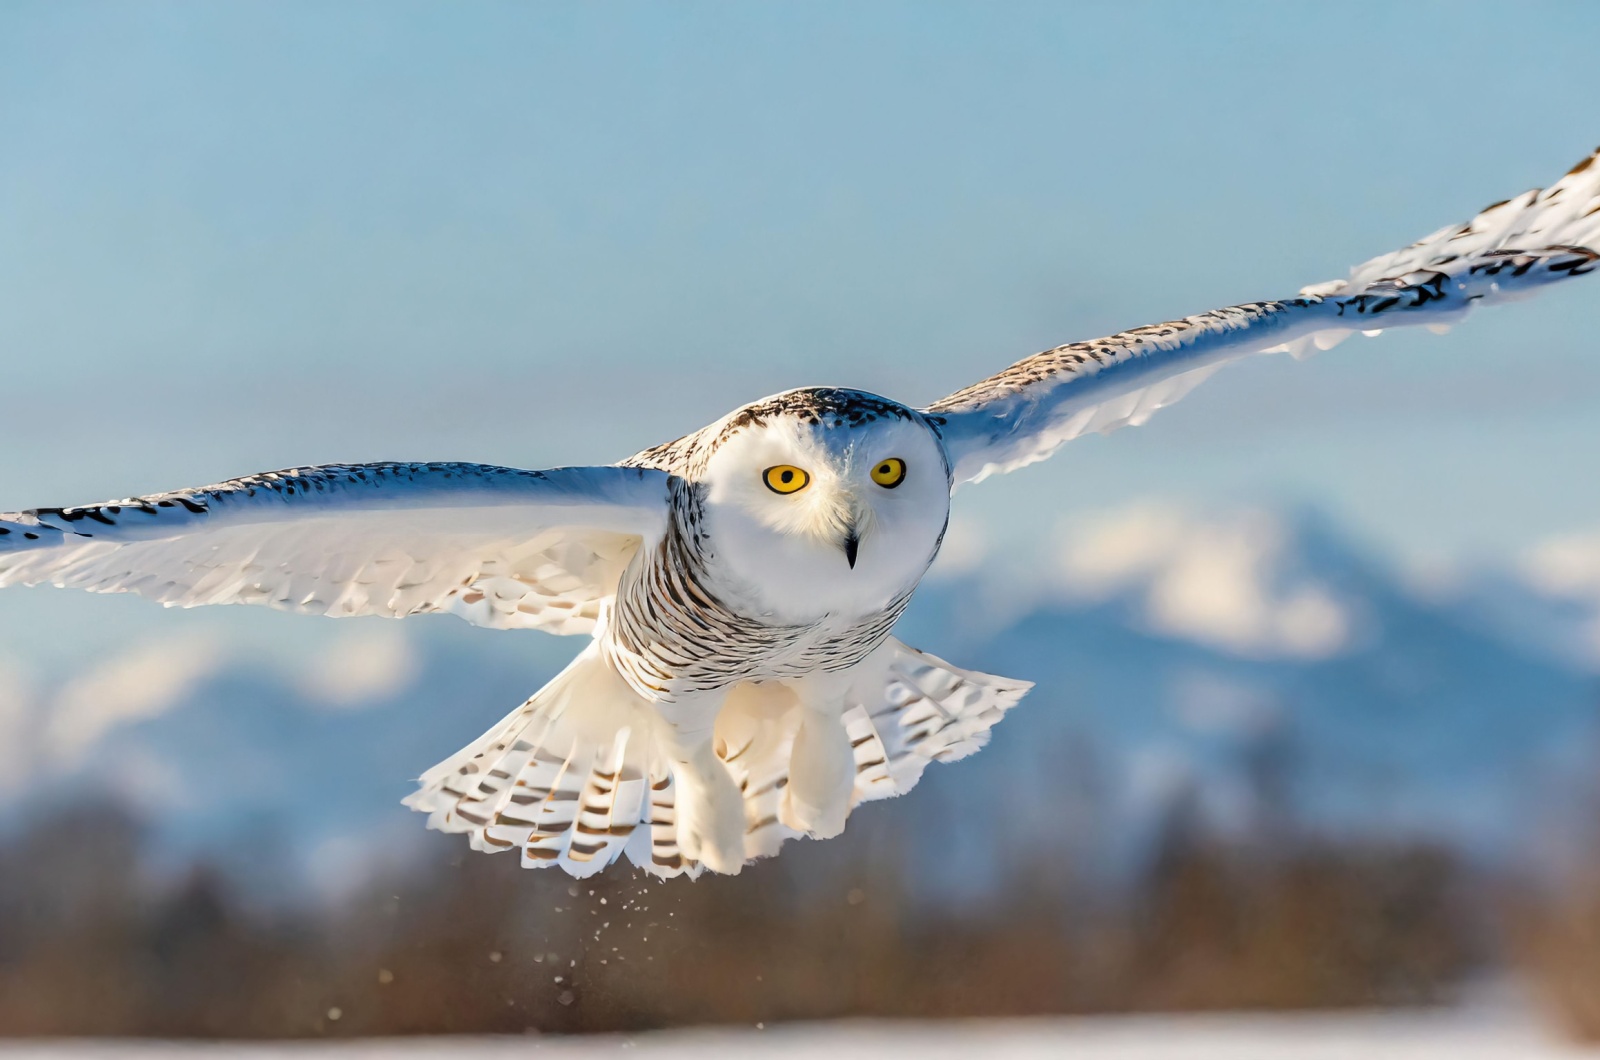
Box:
843, 529, 860, 569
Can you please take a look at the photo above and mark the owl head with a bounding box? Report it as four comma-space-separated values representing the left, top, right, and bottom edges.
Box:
697, 389, 951, 622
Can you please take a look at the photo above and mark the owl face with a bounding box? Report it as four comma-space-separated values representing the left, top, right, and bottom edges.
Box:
698, 393, 951, 622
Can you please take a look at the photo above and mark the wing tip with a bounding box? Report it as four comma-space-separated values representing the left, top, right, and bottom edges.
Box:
1566, 147, 1600, 178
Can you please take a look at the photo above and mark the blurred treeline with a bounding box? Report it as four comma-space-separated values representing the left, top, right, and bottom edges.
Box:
0, 753, 1489, 1039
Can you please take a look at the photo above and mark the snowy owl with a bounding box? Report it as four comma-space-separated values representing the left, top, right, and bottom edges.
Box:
4, 148, 1598, 879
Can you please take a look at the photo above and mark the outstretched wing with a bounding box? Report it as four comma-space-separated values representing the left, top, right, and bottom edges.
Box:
929, 146, 1600, 485
0, 462, 670, 635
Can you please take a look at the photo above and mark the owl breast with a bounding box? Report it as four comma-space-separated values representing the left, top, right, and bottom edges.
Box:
598, 505, 913, 702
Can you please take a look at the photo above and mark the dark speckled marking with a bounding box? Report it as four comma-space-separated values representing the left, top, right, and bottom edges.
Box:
4, 462, 557, 548
625, 387, 932, 480
926, 146, 1600, 431
926, 299, 1319, 414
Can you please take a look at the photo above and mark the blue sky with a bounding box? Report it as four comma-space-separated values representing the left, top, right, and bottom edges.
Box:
2, 1, 1599, 666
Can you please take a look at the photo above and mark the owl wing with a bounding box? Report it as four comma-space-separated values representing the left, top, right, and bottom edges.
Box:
0, 462, 671, 635
929, 146, 1600, 485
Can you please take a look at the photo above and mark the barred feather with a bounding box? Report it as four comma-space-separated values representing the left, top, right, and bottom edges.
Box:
408, 638, 1029, 876
931, 145, 1600, 484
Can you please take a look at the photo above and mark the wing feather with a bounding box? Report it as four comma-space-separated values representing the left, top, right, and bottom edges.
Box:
929, 146, 1600, 484
0, 461, 670, 634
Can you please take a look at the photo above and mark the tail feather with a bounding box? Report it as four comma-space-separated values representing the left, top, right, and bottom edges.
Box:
406, 636, 1031, 878
404, 643, 707, 879
844, 639, 1032, 805
635, 774, 702, 879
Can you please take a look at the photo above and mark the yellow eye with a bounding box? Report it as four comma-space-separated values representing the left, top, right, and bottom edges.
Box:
763, 465, 811, 495
871, 457, 907, 488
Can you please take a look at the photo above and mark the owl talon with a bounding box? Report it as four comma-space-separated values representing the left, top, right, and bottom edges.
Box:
782, 707, 855, 839
781, 785, 849, 840
674, 760, 747, 874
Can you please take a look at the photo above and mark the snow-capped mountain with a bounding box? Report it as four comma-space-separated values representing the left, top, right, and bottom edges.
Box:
3, 501, 1599, 903
897, 505, 1600, 894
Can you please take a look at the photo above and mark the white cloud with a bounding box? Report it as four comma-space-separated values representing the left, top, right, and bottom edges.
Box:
1055, 502, 1352, 659
1521, 532, 1600, 600
45, 637, 227, 764
297, 626, 420, 709
1518, 532, 1600, 666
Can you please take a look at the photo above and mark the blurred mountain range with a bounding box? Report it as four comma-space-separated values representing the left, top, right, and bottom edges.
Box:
4, 501, 1600, 906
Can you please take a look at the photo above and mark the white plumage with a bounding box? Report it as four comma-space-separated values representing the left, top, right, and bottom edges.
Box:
3, 145, 1597, 877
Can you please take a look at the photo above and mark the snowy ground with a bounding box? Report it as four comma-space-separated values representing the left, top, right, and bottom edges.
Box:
3, 1003, 1597, 1060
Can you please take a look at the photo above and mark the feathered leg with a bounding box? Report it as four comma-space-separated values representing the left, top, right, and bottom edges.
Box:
653, 690, 747, 874
780, 669, 856, 839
